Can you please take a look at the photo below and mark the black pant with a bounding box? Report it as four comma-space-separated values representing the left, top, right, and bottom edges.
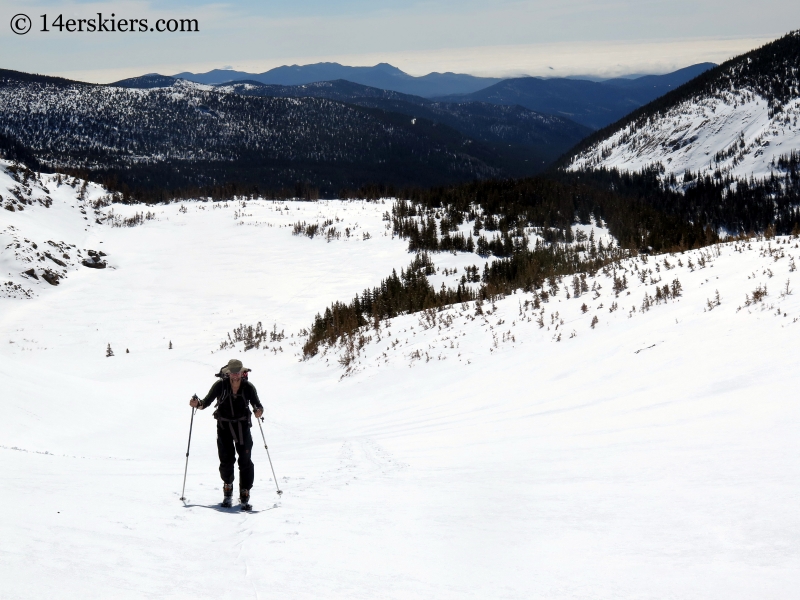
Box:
217, 422, 254, 490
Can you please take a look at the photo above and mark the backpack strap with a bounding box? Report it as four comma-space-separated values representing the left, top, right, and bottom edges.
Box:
214, 384, 251, 444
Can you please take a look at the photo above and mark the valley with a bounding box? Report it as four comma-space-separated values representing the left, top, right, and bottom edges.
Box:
3, 25, 800, 600
2, 161, 799, 598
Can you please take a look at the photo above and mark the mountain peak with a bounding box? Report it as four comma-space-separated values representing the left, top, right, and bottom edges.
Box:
110, 73, 177, 89
166, 62, 501, 97
372, 62, 405, 74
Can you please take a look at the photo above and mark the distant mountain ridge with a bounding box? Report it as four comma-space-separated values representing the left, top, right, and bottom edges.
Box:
121, 62, 716, 130
434, 63, 717, 129
171, 62, 503, 98
0, 69, 572, 197
0, 55, 738, 201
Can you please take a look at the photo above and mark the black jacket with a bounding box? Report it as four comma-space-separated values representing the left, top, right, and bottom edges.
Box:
200, 379, 263, 424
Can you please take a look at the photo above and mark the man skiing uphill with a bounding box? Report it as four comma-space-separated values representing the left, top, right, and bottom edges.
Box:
189, 359, 264, 511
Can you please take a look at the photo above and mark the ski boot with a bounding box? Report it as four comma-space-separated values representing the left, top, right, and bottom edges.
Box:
221, 483, 233, 508
240, 488, 252, 511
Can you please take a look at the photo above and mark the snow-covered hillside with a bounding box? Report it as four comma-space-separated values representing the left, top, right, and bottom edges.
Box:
0, 78, 387, 165
569, 31, 800, 187
569, 91, 800, 183
0, 74, 503, 192
2, 165, 800, 598
308, 234, 800, 379
0, 161, 113, 298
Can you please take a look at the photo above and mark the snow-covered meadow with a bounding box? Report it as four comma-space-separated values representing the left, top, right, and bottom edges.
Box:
2, 162, 800, 599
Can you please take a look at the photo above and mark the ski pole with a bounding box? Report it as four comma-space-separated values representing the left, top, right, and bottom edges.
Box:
179, 398, 198, 502
257, 417, 283, 496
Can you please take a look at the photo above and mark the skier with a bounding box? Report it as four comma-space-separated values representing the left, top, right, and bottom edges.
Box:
189, 359, 264, 510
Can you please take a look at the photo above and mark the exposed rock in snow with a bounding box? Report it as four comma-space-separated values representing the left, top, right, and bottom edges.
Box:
0, 160, 113, 298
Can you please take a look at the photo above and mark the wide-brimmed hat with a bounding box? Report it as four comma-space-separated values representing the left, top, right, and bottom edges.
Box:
224, 359, 249, 374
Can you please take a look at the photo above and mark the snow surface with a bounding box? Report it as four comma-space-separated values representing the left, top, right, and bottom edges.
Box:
2, 163, 800, 598
570, 90, 800, 184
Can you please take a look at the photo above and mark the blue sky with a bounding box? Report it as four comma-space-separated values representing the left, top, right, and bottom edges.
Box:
0, 0, 795, 82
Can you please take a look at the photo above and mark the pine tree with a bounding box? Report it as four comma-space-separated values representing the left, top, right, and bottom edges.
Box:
106, 343, 114, 357
169, 340, 173, 349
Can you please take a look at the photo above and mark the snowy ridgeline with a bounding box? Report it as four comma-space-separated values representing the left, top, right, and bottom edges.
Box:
569, 91, 800, 184
303, 236, 800, 378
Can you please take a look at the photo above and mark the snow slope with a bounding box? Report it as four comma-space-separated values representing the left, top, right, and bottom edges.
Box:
569, 91, 800, 183
0, 164, 112, 298
2, 164, 800, 598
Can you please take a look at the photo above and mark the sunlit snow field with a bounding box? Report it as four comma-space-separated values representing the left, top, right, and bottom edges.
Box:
1, 165, 799, 599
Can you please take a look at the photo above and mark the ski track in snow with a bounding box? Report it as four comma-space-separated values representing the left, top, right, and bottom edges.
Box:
1, 161, 800, 598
